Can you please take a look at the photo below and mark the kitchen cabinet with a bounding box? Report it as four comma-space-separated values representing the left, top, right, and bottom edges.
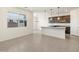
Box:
49, 15, 70, 23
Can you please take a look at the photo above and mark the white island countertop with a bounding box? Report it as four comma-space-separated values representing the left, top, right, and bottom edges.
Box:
41, 26, 66, 29
41, 26, 67, 39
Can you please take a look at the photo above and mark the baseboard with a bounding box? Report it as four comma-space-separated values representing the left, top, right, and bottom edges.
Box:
0, 33, 33, 42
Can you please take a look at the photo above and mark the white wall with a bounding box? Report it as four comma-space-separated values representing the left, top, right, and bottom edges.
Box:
49, 13, 70, 17
0, 7, 33, 41
70, 8, 79, 36
34, 12, 49, 26
33, 12, 49, 30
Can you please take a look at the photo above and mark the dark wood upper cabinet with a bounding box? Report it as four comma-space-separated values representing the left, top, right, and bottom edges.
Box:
49, 15, 70, 23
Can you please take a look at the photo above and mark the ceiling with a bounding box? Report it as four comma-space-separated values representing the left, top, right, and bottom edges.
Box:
27, 7, 79, 14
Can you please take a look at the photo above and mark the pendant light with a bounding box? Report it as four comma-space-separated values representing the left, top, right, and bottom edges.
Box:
44, 9, 46, 17
50, 9, 53, 21
57, 7, 60, 20
50, 9, 53, 17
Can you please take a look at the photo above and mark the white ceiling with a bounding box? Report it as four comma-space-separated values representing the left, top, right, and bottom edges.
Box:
27, 7, 79, 14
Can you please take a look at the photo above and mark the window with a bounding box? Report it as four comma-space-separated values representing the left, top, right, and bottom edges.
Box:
7, 12, 27, 28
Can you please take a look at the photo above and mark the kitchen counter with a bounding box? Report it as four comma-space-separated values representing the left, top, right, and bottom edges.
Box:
41, 26, 66, 29
41, 26, 66, 39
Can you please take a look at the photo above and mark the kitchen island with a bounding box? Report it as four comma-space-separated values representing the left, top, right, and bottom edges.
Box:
41, 26, 66, 39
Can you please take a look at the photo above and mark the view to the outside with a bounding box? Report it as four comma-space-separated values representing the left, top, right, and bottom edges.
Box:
7, 12, 27, 27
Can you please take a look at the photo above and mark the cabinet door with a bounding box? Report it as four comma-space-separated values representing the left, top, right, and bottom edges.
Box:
62, 15, 70, 23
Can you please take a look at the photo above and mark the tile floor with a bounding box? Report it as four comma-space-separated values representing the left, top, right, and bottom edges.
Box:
0, 33, 79, 52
